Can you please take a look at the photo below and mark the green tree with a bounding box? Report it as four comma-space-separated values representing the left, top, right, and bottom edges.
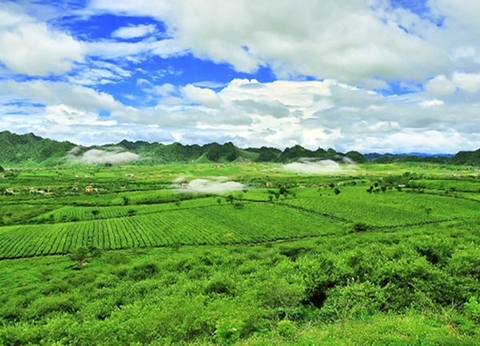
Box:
225, 194, 234, 204
70, 246, 89, 267
425, 207, 432, 218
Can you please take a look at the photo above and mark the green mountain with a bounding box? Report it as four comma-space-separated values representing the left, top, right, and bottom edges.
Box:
452, 149, 480, 165
13, 130, 474, 166
0, 131, 76, 166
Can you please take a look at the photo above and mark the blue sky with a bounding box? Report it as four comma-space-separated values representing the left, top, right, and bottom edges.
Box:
1, 0, 480, 153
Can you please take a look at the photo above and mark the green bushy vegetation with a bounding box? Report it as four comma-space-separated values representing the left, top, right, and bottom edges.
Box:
1, 162, 480, 344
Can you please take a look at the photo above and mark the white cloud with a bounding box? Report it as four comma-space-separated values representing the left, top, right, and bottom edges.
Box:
2, 75, 480, 153
0, 80, 121, 113
69, 148, 140, 164
45, 104, 117, 127
425, 75, 457, 97
452, 72, 480, 94
182, 84, 221, 108
68, 61, 132, 86
178, 178, 245, 194
419, 99, 444, 108
112, 24, 157, 39
2, 1, 480, 154
0, 8, 84, 76
87, 0, 453, 86
283, 160, 355, 175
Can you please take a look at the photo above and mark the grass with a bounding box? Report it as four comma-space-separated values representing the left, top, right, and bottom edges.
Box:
1, 162, 480, 344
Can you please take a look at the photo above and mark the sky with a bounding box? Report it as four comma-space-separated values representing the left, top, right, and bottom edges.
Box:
1, 0, 480, 154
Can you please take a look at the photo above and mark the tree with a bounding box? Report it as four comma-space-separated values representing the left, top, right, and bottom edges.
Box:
91, 209, 100, 218
70, 246, 89, 268
0, 165, 4, 173
425, 207, 433, 218
225, 194, 234, 204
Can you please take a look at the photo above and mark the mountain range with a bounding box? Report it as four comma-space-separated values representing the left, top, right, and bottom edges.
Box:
0, 131, 478, 166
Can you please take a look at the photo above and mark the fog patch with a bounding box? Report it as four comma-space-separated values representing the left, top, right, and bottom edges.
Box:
340, 156, 355, 164
283, 160, 356, 174
68, 147, 140, 164
176, 178, 245, 194
172, 176, 186, 183
68, 146, 81, 155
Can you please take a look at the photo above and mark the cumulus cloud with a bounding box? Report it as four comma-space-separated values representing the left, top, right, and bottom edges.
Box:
452, 72, 480, 94
0, 8, 84, 76
87, 0, 454, 86
182, 84, 222, 108
425, 75, 457, 97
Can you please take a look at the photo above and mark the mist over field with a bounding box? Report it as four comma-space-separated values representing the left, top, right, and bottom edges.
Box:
175, 178, 245, 194
283, 160, 356, 174
67, 147, 140, 164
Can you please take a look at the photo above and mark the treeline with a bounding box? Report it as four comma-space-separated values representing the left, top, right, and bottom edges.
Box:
1, 130, 480, 166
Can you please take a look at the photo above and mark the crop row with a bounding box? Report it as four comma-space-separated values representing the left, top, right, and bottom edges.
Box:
0, 202, 343, 259
283, 187, 480, 226
32, 197, 220, 223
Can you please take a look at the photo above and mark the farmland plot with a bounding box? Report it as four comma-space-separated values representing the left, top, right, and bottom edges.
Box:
0, 203, 343, 259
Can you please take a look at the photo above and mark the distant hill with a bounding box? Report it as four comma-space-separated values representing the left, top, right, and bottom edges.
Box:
452, 149, 480, 165
0, 131, 76, 166
364, 152, 454, 164
0, 131, 478, 166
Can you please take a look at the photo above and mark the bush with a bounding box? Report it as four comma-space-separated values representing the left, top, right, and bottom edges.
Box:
128, 262, 159, 281
352, 223, 369, 232
464, 297, 480, 323
205, 277, 236, 296
320, 281, 385, 321
214, 318, 243, 345
277, 319, 296, 339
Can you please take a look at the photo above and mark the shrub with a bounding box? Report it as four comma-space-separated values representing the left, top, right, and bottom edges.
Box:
205, 277, 236, 296
214, 318, 243, 345
352, 223, 370, 232
277, 319, 296, 339
128, 262, 159, 281
464, 297, 480, 323
321, 281, 385, 321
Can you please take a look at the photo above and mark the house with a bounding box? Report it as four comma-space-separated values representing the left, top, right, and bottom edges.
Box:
85, 185, 94, 193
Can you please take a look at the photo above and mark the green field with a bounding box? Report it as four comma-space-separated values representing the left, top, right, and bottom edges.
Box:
1, 162, 480, 345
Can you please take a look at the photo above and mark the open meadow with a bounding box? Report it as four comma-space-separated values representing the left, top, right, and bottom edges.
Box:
1, 162, 480, 345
